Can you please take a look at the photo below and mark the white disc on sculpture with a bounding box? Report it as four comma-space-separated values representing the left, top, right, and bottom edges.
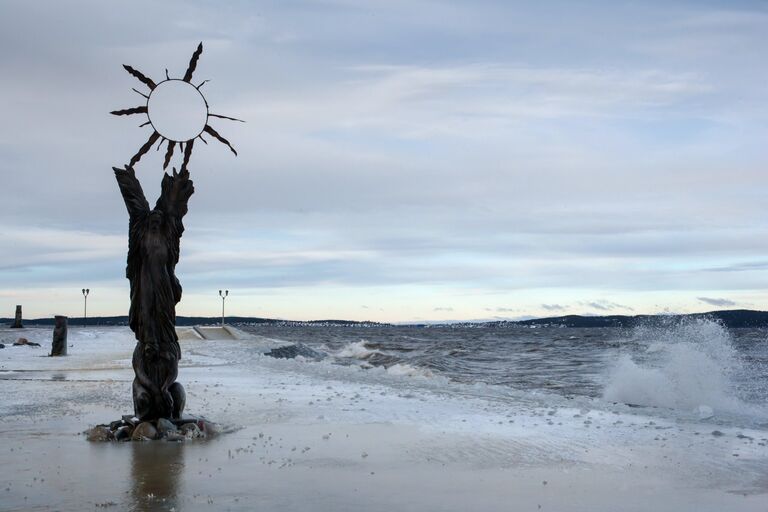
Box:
147, 79, 208, 142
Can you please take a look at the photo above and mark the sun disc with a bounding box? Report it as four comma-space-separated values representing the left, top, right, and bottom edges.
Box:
113, 43, 241, 169
147, 80, 208, 142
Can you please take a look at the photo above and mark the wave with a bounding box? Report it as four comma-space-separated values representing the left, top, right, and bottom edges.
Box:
330, 340, 433, 377
603, 318, 762, 418
385, 363, 434, 378
335, 340, 378, 359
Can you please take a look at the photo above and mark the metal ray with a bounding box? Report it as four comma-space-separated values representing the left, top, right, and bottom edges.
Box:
203, 125, 237, 156
111, 106, 147, 116
163, 141, 176, 170
183, 42, 203, 83
181, 139, 194, 171
122, 65, 156, 90
208, 113, 245, 123
129, 131, 161, 168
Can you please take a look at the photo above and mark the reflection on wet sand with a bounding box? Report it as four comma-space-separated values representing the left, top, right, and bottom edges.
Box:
130, 442, 185, 511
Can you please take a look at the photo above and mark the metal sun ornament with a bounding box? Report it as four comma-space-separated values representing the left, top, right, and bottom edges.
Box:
111, 42, 242, 171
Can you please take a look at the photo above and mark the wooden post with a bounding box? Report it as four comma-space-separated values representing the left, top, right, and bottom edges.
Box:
51, 315, 68, 356
10, 305, 23, 328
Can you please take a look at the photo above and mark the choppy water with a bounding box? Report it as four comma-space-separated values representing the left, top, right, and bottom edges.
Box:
242, 318, 768, 427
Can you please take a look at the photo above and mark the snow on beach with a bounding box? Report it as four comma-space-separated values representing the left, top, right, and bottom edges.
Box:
0, 326, 766, 511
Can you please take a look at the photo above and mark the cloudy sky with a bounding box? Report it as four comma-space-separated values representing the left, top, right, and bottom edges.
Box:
1, 0, 767, 322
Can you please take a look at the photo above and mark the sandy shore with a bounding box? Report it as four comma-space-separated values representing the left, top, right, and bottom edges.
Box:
1, 326, 766, 511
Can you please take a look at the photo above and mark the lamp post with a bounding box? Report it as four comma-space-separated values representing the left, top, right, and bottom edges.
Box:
82, 288, 89, 327
219, 289, 229, 326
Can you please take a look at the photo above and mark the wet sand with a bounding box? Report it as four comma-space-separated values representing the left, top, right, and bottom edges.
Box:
1, 327, 766, 511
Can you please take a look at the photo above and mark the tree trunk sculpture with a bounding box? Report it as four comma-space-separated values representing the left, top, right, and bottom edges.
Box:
113, 164, 194, 421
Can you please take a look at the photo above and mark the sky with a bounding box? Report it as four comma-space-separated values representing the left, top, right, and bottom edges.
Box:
0, 0, 767, 323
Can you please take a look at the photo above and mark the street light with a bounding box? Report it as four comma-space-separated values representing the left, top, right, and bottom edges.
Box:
219, 289, 229, 326
82, 288, 90, 327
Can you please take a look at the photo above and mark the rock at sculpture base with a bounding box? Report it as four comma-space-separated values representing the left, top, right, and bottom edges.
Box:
121, 415, 140, 426
114, 426, 133, 441
180, 422, 204, 439
85, 416, 218, 443
156, 418, 178, 437
51, 315, 68, 356
131, 422, 159, 441
10, 305, 23, 328
165, 432, 185, 442
86, 425, 113, 442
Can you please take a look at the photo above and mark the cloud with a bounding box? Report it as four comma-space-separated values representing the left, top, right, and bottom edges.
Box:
703, 261, 768, 273
433, 307, 454, 312
495, 307, 515, 312
0, 225, 123, 270
0, 1, 767, 320
578, 300, 635, 312
697, 297, 737, 307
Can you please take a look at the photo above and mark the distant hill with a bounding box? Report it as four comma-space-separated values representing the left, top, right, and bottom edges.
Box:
0, 315, 387, 328
453, 309, 768, 329
3, 309, 768, 329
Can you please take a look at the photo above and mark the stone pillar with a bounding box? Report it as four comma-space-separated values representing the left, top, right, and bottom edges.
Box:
10, 305, 23, 328
51, 315, 68, 356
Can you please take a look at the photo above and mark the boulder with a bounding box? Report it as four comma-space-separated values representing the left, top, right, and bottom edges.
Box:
86, 425, 113, 442
13, 338, 40, 347
131, 422, 159, 441
180, 422, 204, 439
197, 419, 218, 437
114, 426, 133, 441
121, 415, 140, 426
156, 418, 178, 437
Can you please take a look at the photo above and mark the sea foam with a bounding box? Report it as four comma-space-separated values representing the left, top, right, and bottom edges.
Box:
603, 318, 755, 417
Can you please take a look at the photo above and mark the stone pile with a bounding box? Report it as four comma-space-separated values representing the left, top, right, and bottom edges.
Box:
85, 416, 217, 442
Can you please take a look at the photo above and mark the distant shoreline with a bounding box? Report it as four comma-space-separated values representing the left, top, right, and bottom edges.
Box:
3, 309, 768, 329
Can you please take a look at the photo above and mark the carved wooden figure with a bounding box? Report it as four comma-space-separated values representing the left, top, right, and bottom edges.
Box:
113, 163, 193, 420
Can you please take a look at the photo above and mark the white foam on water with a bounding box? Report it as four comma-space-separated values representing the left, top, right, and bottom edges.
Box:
602, 318, 762, 418
385, 362, 434, 378
334, 340, 378, 359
